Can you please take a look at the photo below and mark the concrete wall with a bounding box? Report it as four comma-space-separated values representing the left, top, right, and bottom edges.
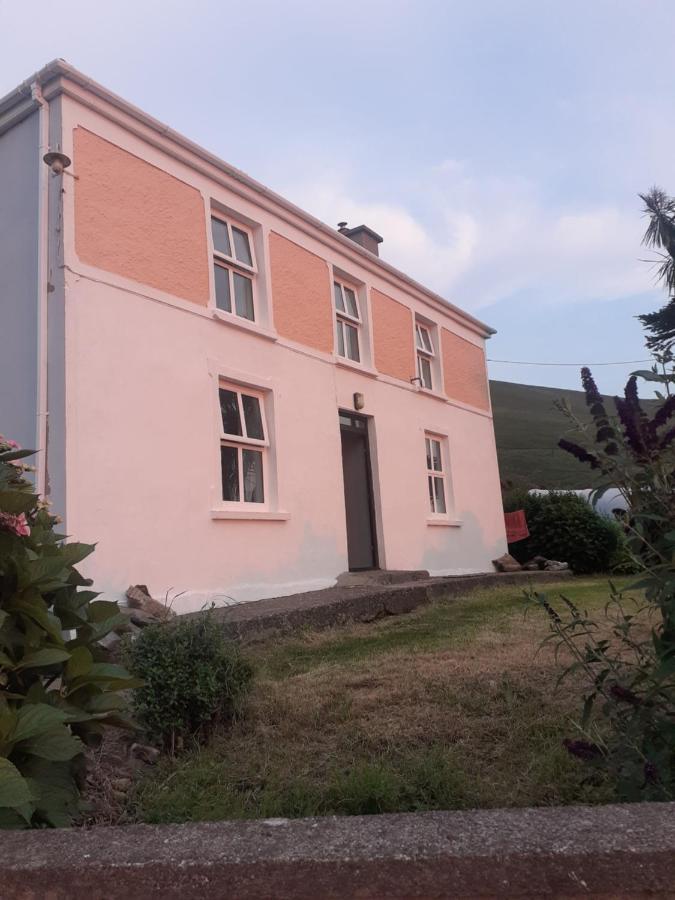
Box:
52, 85, 506, 611
0, 112, 39, 451
3, 803, 675, 898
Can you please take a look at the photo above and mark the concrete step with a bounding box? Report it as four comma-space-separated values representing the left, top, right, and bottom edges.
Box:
203, 570, 572, 643
335, 569, 430, 587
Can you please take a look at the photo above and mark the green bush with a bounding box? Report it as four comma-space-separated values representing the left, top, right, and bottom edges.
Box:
509, 491, 619, 574
126, 613, 253, 752
0, 434, 137, 828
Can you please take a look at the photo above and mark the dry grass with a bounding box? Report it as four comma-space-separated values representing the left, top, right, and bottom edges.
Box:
133, 577, 634, 823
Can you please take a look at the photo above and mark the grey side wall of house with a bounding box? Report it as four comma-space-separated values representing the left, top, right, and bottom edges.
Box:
0, 111, 40, 452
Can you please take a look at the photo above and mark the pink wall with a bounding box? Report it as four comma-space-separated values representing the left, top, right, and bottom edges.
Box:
441, 328, 490, 411
370, 289, 415, 382
74, 128, 210, 305
51, 88, 507, 611
269, 232, 334, 353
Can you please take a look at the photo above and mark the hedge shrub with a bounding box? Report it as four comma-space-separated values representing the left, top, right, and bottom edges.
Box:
507, 491, 620, 574
0, 434, 137, 829
126, 614, 253, 753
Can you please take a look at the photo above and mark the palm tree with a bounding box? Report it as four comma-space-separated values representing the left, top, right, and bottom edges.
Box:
637, 187, 675, 352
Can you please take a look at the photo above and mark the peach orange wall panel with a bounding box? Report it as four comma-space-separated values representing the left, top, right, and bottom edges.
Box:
441, 328, 490, 410
269, 232, 333, 353
73, 128, 210, 305
371, 289, 415, 382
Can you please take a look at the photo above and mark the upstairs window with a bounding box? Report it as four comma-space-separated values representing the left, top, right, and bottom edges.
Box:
425, 434, 447, 515
333, 280, 361, 363
211, 216, 256, 322
415, 322, 435, 390
218, 384, 267, 504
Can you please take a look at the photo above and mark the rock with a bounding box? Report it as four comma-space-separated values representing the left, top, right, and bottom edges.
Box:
523, 556, 547, 571
492, 553, 522, 573
110, 777, 132, 792
126, 585, 175, 621
130, 743, 161, 765
100, 631, 122, 649
129, 608, 161, 628
544, 560, 569, 571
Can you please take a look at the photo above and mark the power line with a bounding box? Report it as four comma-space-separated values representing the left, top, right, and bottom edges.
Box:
487, 358, 652, 367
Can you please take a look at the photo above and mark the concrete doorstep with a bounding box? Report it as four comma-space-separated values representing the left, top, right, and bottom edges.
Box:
2, 802, 674, 898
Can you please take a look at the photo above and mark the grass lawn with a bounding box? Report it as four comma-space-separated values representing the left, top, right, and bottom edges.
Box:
132, 576, 634, 824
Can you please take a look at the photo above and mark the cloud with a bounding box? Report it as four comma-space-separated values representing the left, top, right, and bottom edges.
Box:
284, 161, 656, 313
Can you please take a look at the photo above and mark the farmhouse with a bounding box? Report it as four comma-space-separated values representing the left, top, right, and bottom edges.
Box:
0, 61, 507, 611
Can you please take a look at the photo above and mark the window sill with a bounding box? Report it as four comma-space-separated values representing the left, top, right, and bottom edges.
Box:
212, 309, 277, 341
416, 386, 449, 403
210, 509, 290, 521
334, 357, 379, 378
426, 517, 462, 527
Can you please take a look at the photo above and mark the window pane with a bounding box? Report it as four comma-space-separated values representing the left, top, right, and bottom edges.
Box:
430, 439, 442, 472
233, 272, 254, 320
415, 324, 424, 351
212, 218, 231, 256
214, 264, 232, 312
336, 319, 345, 357
419, 355, 433, 389
345, 323, 360, 362
221, 445, 240, 501
219, 389, 242, 436
428, 475, 435, 513
425, 438, 432, 471
242, 394, 264, 440
333, 282, 345, 312
232, 227, 253, 266
242, 449, 264, 503
434, 477, 447, 514
344, 287, 359, 318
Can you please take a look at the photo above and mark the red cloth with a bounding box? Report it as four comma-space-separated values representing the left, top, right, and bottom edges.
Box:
505, 509, 529, 543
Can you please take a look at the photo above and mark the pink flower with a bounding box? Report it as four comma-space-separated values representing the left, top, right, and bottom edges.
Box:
0, 511, 30, 537
0, 435, 19, 450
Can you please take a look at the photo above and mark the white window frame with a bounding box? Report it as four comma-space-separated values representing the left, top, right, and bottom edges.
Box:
333, 279, 362, 363
425, 433, 447, 516
218, 382, 269, 506
211, 215, 258, 322
416, 321, 435, 390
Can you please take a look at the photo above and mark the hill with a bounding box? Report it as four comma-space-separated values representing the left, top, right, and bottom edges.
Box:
489, 379, 657, 490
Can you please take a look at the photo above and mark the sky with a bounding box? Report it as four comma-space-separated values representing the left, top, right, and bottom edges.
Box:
2, 0, 673, 394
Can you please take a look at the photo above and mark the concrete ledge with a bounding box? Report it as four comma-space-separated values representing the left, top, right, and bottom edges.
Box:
205, 570, 572, 642
2, 802, 674, 898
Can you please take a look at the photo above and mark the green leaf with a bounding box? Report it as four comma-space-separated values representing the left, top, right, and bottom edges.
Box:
16, 648, 71, 670
0, 490, 35, 516
11, 704, 68, 743
0, 758, 32, 808
87, 600, 121, 623
60, 542, 95, 567
24, 727, 84, 761
65, 646, 92, 680
0, 449, 35, 463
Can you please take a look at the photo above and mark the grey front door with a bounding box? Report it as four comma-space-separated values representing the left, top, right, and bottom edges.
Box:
339, 412, 378, 570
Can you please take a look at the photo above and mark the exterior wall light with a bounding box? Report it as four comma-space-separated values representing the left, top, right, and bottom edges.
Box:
43, 151, 72, 175
353, 392, 365, 411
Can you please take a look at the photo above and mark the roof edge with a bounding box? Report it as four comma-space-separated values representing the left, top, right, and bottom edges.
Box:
1, 59, 496, 338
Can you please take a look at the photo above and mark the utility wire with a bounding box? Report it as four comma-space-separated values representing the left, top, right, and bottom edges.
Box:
487, 358, 652, 367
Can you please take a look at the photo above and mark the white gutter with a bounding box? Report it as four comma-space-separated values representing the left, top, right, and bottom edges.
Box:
32, 82, 49, 496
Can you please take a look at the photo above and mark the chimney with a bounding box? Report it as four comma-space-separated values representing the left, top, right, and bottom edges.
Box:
337, 222, 383, 256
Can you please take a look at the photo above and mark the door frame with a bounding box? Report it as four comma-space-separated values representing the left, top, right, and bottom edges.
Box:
339, 410, 379, 571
